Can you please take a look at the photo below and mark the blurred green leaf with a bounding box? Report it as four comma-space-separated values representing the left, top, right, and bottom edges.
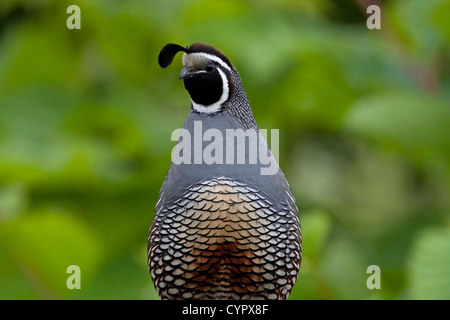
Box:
408, 227, 450, 299
0, 183, 27, 221
343, 92, 450, 161
321, 237, 368, 299
301, 208, 332, 259
0, 210, 102, 298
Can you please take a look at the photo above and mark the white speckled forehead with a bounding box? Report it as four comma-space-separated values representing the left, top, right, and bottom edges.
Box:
182, 52, 232, 72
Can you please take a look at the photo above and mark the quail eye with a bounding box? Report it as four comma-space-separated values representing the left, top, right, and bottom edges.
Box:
205, 63, 215, 72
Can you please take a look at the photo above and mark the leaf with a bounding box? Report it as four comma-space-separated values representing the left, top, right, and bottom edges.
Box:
301, 208, 332, 259
0, 210, 103, 298
408, 227, 450, 299
343, 92, 450, 161
0, 183, 27, 221
289, 208, 333, 300
321, 238, 368, 299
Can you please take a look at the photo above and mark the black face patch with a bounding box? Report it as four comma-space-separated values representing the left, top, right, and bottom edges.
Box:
183, 69, 223, 106
158, 42, 235, 110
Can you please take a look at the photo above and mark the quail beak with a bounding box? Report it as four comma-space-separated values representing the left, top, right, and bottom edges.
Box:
179, 67, 195, 80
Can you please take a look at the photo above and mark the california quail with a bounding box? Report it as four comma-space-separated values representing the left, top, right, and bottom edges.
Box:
148, 43, 301, 300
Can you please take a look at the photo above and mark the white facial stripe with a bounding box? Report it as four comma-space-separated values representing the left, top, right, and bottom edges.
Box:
182, 52, 232, 72
191, 67, 229, 114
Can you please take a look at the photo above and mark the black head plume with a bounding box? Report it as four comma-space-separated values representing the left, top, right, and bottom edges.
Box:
158, 43, 189, 68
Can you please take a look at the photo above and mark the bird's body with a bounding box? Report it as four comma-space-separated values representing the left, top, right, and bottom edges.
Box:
148, 43, 301, 300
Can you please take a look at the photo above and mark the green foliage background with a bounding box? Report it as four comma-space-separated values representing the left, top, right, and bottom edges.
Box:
0, 0, 449, 300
